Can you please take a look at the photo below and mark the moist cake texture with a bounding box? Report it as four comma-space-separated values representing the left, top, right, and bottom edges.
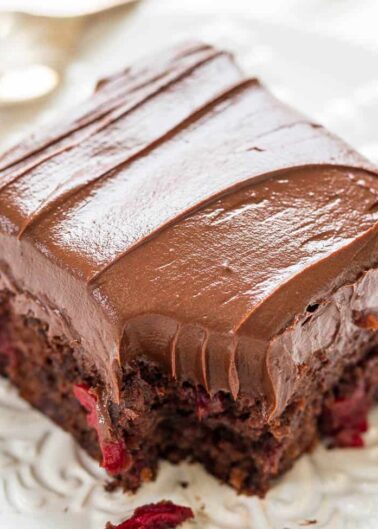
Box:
0, 42, 377, 494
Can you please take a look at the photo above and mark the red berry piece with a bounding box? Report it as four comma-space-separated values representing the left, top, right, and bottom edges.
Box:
321, 384, 370, 448
73, 383, 131, 474
106, 501, 194, 529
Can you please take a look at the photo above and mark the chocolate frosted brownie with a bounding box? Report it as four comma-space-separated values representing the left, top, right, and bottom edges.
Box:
0, 42, 377, 495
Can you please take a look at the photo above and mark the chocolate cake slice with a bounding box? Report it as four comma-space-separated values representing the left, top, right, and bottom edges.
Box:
0, 42, 377, 495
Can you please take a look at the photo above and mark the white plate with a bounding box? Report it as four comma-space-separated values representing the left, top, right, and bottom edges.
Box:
2, 377, 378, 529
1, 2, 378, 528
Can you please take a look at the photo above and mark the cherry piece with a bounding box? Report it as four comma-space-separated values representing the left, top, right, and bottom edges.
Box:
106, 501, 194, 529
74, 383, 131, 474
321, 384, 370, 448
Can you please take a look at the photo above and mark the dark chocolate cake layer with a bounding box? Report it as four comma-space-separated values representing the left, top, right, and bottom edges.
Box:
0, 42, 377, 493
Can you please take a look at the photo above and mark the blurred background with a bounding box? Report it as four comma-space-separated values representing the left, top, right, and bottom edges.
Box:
0, 0, 377, 165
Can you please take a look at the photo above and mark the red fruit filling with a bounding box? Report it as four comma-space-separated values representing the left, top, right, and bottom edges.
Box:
106, 501, 194, 529
321, 383, 370, 448
73, 383, 131, 474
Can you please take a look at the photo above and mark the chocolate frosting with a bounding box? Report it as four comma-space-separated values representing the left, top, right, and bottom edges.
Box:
0, 43, 377, 418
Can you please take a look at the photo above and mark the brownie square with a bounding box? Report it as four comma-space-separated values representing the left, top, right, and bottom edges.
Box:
0, 42, 377, 494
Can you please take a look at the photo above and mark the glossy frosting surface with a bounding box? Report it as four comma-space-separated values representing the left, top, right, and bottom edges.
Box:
0, 43, 377, 413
